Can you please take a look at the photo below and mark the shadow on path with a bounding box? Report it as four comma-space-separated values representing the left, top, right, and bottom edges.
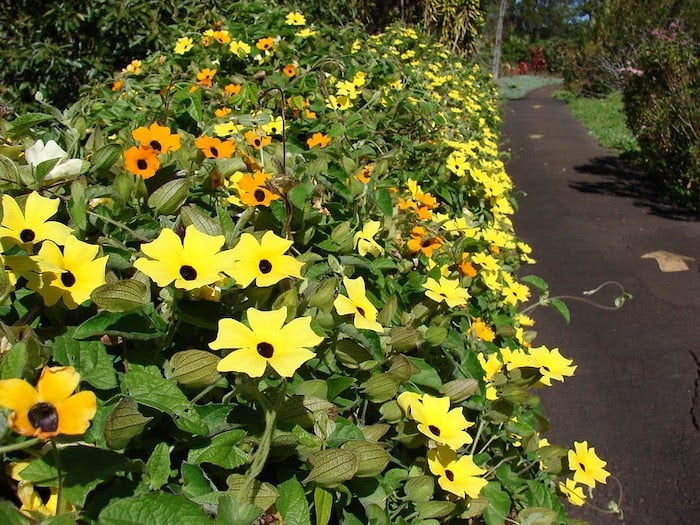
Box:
571, 154, 699, 222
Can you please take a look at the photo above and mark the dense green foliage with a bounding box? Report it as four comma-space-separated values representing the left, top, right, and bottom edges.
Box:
621, 22, 700, 209
0, 3, 618, 524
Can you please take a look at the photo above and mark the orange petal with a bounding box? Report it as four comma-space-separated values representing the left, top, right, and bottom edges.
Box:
55, 391, 97, 435
36, 366, 80, 404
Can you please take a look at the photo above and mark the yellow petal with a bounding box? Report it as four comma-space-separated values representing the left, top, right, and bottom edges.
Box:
55, 391, 97, 435
182, 225, 224, 256
278, 316, 323, 348
37, 366, 80, 404
246, 307, 287, 335
0, 379, 39, 434
217, 348, 267, 377
209, 318, 257, 350
24, 192, 60, 227
268, 347, 315, 378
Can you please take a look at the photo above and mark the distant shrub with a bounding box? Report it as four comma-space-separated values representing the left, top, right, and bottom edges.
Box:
621, 22, 700, 209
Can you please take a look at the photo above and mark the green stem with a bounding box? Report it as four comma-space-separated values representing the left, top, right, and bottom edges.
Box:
51, 439, 64, 515
0, 437, 42, 454
86, 209, 151, 243
241, 380, 287, 501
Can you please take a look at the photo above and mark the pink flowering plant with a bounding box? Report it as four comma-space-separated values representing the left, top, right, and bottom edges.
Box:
0, 4, 620, 524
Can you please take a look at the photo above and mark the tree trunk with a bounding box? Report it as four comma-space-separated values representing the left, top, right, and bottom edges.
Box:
492, 0, 508, 79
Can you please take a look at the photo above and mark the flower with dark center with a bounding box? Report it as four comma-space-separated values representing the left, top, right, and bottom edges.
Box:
134, 225, 236, 291
211, 306, 323, 378
227, 231, 302, 287
0, 192, 73, 251
0, 366, 97, 440
427, 446, 487, 499
334, 276, 383, 332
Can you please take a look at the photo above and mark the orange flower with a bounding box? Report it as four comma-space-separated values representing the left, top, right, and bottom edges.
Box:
197, 68, 217, 88
213, 30, 231, 44
238, 171, 281, 207
283, 64, 297, 77
112, 80, 124, 91
0, 366, 96, 440
256, 37, 275, 51
355, 164, 374, 184
132, 123, 181, 154
124, 146, 160, 179
215, 107, 232, 118
306, 132, 330, 149
458, 255, 478, 277
195, 135, 236, 159
244, 129, 272, 150
223, 83, 242, 96
407, 226, 443, 257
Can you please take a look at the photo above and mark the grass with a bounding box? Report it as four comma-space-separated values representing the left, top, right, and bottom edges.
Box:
552, 90, 640, 155
496, 74, 562, 100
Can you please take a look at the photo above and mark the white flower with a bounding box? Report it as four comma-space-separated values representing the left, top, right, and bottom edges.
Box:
25, 140, 84, 182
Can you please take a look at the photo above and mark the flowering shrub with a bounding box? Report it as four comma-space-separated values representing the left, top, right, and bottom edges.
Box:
621, 22, 700, 210
0, 5, 614, 524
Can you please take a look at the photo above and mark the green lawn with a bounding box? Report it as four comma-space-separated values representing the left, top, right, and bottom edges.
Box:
553, 90, 639, 154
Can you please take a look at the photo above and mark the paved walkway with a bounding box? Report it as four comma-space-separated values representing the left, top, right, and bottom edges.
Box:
501, 85, 700, 525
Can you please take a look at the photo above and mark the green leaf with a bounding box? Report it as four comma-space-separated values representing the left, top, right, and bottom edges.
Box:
187, 430, 248, 469
90, 279, 151, 312
517, 507, 558, 525
277, 477, 311, 525
52, 335, 117, 390
147, 178, 189, 215
73, 309, 166, 341
21, 445, 129, 508
549, 298, 570, 323
374, 189, 393, 216
0, 338, 44, 380
98, 493, 211, 525
69, 179, 88, 230
313, 486, 333, 525
407, 357, 442, 390
481, 482, 512, 525
520, 274, 549, 293
0, 499, 31, 525
122, 365, 207, 435
167, 350, 221, 389
91, 144, 122, 171
7, 113, 54, 137
226, 474, 279, 511
145, 442, 171, 490
215, 493, 263, 525
0, 154, 21, 188
288, 181, 315, 210
180, 205, 222, 237
103, 397, 152, 450
40, 514, 78, 525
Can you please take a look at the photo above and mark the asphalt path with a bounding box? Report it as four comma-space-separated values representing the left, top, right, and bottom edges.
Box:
501, 85, 700, 525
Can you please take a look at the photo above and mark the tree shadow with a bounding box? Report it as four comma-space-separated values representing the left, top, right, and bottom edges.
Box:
570, 154, 699, 221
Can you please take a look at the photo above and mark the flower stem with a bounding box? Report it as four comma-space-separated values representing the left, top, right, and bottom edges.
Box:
0, 437, 42, 454
51, 439, 64, 515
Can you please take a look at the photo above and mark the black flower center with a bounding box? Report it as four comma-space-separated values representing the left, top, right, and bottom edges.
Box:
179, 265, 197, 280
137, 159, 148, 170
28, 402, 59, 433
210, 147, 219, 157
149, 140, 162, 152
428, 424, 441, 436
257, 342, 274, 358
421, 238, 432, 248
61, 271, 76, 287
254, 139, 261, 147
254, 189, 266, 202
19, 229, 36, 243
357, 307, 366, 317
445, 469, 454, 482
258, 259, 272, 274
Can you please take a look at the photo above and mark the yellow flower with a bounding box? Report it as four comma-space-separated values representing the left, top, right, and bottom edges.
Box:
9, 461, 64, 517
256, 37, 275, 52
559, 478, 586, 506
262, 116, 284, 136
423, 276, 469, 308
134, 226, 235, 291
353, 221, 384, 257
32, 236, 108, 309
194, 135, 236, 159
0, 366, 96, 440
334, 276, 383, 333
210, 306, 323, 378
0, 192, 73, 251
326, 95, 352, 111
123, 59, 142, 74
214, 121, 244, 137
229, 40, 252, 57
196, 68, 217, 88
174, 36, 194, 54
226, 231, 303, 288
471, 318, 495, 342
409, 394, 474, 449
285, 11, 306, 26
296, 28, 317, 38
427, 446, 487, 499
528, 345, 577, 385
568, 441, 611, 488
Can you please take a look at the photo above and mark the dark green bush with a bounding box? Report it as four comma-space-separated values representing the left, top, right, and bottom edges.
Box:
621, 22, 700, 209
